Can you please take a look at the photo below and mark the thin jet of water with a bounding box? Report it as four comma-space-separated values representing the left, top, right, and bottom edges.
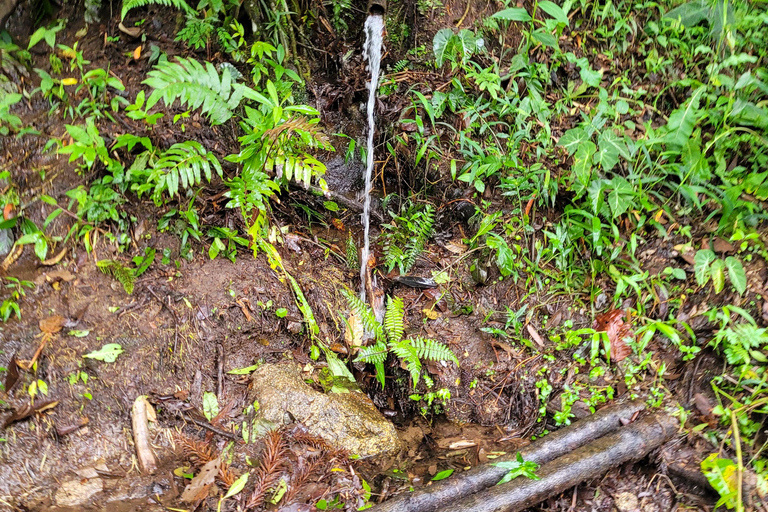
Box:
360, 14, 384, 302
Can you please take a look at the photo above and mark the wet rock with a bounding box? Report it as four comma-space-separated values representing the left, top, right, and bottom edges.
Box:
249, 363, 400, 457
55, 477, 104, 507
614, 491, 639, 512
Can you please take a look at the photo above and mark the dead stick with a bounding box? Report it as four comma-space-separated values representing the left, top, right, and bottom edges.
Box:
369, 400, 645, 512
449, 414, 678, 512
131, 396, 158, 474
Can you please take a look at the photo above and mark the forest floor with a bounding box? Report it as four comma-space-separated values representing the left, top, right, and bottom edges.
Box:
0, 0, 767, 510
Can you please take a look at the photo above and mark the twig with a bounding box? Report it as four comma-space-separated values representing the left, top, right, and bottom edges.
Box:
181, 412, 240, 442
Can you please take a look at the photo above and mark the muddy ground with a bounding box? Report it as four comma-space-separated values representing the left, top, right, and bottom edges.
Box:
0, 0, 762, 510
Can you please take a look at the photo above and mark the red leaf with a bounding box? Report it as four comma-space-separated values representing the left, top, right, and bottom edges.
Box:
593, 309, 633, 362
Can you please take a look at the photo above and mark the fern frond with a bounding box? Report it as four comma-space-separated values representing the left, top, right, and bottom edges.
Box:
354, 342, 388, 364
384, 296, 405, 344
389, 340, 422, 387
121, 0, 193, 20
409, 336, 459, 366
143, 57, 258, 125
346, 233, 359, 270
143, 141, 222, 201
97, 259, 136, 294
342, 288, 384, 343
403, 205, 435, 273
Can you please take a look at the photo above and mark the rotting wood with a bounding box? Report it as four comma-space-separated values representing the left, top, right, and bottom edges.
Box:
131, 395, 158, 474
369, 400, 646, 512
447, 414, 678, 512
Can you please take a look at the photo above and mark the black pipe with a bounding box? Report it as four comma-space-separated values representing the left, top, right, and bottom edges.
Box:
367, 0, 386, 15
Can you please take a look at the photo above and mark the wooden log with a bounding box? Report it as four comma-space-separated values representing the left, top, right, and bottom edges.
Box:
370, 400, 645, 512
131, 395, 158, 474
450, 414, 678, 512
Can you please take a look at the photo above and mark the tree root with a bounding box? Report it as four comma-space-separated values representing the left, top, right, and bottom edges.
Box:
370, 400, 646, 512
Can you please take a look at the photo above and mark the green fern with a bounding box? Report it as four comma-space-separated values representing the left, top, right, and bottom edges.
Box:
345, 233, 359, 270
143, 57, 259, 125
97, 260, 136, 294
176, 16, 216, 50
389, 339, 422, 385
347, 293, 459, 388
382, 202, 435, 274
410, 336, 459, 366
384, 296, 405, 344
140, 141, 222, 202
121, 0, 194, 20
342, 288, 384, 343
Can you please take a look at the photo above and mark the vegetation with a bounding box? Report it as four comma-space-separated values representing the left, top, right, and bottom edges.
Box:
0, 0, 767, 509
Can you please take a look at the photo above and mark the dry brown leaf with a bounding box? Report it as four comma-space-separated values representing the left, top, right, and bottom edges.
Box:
132, 46, 142, 60
526, 324, 545, 348
181, 456, 221, 503
39, 315, 66, 334
344, 311, 363, 349
593, 309, 633, 362
42, 248, 67, 266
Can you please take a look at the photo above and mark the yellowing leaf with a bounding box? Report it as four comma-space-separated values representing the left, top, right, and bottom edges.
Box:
61, 78, 78, 86
133, 46, 142, 60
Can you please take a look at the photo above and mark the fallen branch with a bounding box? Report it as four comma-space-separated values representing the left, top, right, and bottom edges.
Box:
449, 414, 678, 512
370, 400, 645, 512
131, 396, 158, 474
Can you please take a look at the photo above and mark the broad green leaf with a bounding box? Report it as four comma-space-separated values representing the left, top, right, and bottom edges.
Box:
223, 471, 250, 498
82, 343, 124, 363
571, 141, 596, 194
607, 177, 633, 218
724, 256, 747, 295
203, 391, 219, 421
432, 469, 454, 481
492, 7, 531, 21
532, 29, 558, 48
664, 86, 705, 150
694, 249, 716, 286
710, 258, 726, 294
227, 363, 262, 374
432, 29, 454, 68
538, 0, 569, 25
701, 454, 739, 508
663, 0, 708, 27
558, 127, 588, 155
596, 131, 628, 171
681, 138, 711, 184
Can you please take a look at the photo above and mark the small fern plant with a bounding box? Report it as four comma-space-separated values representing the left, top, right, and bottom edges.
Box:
343, 290, 458, 388
381, 200, 435, 274
97, 248, 155, 294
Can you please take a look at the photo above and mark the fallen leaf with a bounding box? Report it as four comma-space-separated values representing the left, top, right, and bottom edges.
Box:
181, 456, 222, 503
3, 400, 59, 428
133, 46, 141, 60
42, 248, 67, 266
448, 440, 477, 449
118, 22, 142, 38
4, 353, 20, 392
61, 77, 78, 86
344, 311, 364, 348
593, 309, 633, 362
526, 324, 545, 348
40, 315, 66, 334
712, 237, 735, 254
423, 309, 439, 320
56, 417, 89, 436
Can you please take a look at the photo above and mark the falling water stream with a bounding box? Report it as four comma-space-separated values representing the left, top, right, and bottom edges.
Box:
360, 14, 385, 302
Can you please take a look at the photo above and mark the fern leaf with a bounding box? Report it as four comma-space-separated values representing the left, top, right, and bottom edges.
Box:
97, 260, 136, 294
403, 205, 434, 273
389, 340, 422, 387
409, 336, 459, 366
384, 296, 405, 344
342, 288, 384, 343
121, 0, 194, 20
354, 342, 388, 364
143, 57, 258, 125
148, 141, 222, 201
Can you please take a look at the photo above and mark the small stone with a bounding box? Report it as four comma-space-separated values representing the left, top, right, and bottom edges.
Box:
55, 478, 104, 507
614, 491, 640, 512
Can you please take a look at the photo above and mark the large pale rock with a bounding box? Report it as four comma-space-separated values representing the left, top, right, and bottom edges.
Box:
55, 477, 103, 507
249, 363, 400, 457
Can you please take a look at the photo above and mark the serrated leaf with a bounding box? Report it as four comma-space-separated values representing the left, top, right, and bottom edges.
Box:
724, 256, 747, 295
83, 343, 124, 363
